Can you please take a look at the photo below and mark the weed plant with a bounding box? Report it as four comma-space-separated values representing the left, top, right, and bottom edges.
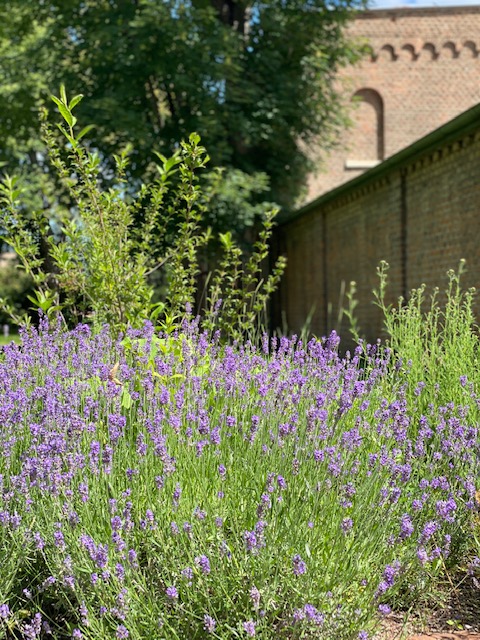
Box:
373, 260, 479, 406
0, 314, 478, 639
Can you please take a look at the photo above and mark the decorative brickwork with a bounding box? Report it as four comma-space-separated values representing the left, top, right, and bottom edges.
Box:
272, 105, 480, 346
307, 6, 480, 200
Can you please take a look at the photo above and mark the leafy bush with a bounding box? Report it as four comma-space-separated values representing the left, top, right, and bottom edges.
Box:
0, 87, 286, 339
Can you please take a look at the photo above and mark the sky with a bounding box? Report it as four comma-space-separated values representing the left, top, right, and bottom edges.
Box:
372, 0, 480, 8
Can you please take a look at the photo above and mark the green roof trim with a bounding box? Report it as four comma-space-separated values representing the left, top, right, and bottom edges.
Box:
280, 101, 480, 226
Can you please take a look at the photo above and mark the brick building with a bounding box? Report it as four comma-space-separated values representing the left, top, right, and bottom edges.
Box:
273, 103, 480, 344
307, 5, 480, 200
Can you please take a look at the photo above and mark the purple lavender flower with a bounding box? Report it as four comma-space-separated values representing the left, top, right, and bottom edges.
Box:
128, 549, 138, 568
376, 562, 400, 597
23, 613, 42, 639
210, 427, 221, 445
78, 482, 89, 503
420, 520, 438, 543
194, 507, 207, 520
399, 514, 414, 539
250, 585, 261, 609
115, 625, 129, 639
64, 575, 75, 589
115, 563, 125, 581
95, 543, 109, 569
41, 576, 56, 591
195, 554, 211, 575
417, 547, 428, 565
204, 614, 216, 633
341, 517, 354, 534
79, 602, 89, 625
166, 586, 178, 600
436, 498, 457, 523
293, 607, 306, 622
181, 567, 193, 581
33, 532, 45, 550
54, 528, 66, 551
257, 492, 271, 517
243, 620, 256, 637
0, 604, 10, 619
292, 554, 307, 576
244, 530, 258, 552
304, 604, 324, 625
172, 483, 182, 508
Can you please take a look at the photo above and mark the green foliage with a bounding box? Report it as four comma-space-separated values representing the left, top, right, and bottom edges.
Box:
0, 0, 366, 215
339, 261, 480, 409
0, 254, 33, 326
0, 88, 285, 339
373, 259, 479, 404
203, 213, 287, 341
200, 168, 274, 248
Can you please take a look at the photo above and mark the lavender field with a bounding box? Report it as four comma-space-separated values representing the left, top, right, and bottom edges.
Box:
0, 309, 479, 640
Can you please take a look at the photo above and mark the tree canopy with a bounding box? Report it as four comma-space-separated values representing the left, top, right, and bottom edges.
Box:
0, 0, 366, 213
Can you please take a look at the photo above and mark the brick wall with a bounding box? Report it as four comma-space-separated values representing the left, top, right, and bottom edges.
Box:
273, 105, 480, 346
307, 6, 480, 200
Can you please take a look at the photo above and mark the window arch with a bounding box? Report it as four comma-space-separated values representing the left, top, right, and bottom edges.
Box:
422, 42, 438, 60
463, 40, 478, 57
442, 41, 459, 58
401, 44, 418, 61
378, 44, 397, 61
346, 88, 384, 170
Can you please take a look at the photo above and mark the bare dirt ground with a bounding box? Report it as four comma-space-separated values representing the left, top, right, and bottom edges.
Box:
374, 574, 480, 640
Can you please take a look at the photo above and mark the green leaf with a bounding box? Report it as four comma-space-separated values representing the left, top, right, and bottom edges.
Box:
69, 93, 84, 110
51, 96, 74, 128
76, 124, 95, 141
121, 388, 133, 409
59, 83, 68, 104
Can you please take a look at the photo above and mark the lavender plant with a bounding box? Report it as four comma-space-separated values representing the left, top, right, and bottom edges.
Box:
0, 317, 478, 639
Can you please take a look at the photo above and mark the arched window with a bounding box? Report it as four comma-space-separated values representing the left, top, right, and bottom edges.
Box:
345, 89, 384, 170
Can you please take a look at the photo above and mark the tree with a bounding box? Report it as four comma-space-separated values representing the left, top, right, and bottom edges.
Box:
0, 0, 366, 215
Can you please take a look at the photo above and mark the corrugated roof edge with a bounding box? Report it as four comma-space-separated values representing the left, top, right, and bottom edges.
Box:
279, 101, 480, 227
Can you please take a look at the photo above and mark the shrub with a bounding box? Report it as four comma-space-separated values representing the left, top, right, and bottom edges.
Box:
0, 87, 286, 339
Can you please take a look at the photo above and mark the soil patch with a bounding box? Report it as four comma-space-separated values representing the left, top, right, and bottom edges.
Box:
374, 574, 480, 640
